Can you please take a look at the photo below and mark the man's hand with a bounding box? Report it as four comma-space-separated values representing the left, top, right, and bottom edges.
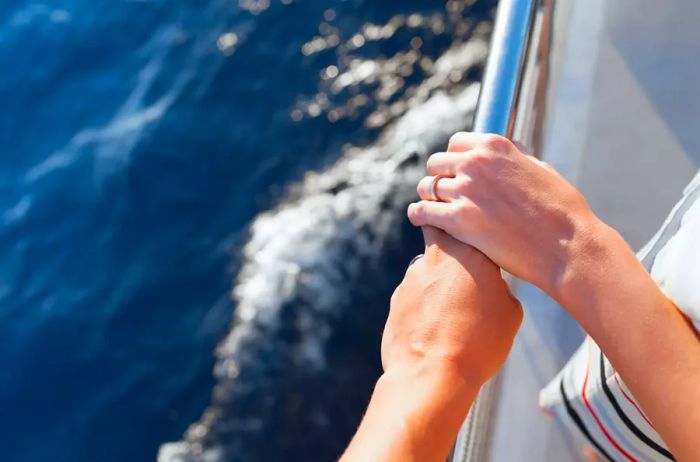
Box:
409, 132, 600, 296
341, 228, 522, 462
382, 226, 523, 387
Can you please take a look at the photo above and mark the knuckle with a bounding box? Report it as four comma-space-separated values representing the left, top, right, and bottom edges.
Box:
457, 177, 475, 196
456, 156, 472, 172
481, 134, 511, 152
453, 201, 474, 225
463, 150, 491, 172
445, 177, 467, 198
447, 203, 465, 222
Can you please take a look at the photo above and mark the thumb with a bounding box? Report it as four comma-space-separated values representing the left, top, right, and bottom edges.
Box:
422, 226, 492, 271
422, 226, 470, 258
421, 225, 444, 249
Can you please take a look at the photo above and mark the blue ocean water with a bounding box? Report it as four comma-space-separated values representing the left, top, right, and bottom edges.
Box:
0, 1, 494, 461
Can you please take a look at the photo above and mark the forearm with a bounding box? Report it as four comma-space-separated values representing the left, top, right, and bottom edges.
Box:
340, 364, 478, 462
555, 220, 700, 461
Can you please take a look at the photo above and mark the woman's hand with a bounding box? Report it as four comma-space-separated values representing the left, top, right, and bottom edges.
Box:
406, 133, 700, 462
408, 132, 601, 296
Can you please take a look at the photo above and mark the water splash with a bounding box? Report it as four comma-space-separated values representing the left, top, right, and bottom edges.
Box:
159, 24, 488, 458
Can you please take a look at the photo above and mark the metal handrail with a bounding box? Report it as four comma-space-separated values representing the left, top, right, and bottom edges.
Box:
450, 0, 553, 460
474, 0, 537, 137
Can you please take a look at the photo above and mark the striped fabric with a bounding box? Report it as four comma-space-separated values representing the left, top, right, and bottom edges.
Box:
540, 170, 700, 462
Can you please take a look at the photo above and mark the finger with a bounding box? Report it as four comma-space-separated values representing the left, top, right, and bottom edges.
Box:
427, 152, 462, 176
408, 200, 459, 234
416, 175, 462, 202
422, 226, 465, 254
421, 225, 488, 268
421, 225, 447, 248
448, 132, 491, 152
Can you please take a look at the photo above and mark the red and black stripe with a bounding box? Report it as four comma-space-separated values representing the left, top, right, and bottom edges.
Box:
559, 377, 614, 462
599, 353, 675, 460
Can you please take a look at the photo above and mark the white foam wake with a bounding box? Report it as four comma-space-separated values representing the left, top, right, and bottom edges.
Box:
229, 85, 481, 368
159, 34, 487, 462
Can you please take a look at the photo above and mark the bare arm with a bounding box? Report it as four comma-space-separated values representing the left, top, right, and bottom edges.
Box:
409, 132, 700, 461
556, 222, 700, 461
340, 227, 522, 462
340, 365, 477, 462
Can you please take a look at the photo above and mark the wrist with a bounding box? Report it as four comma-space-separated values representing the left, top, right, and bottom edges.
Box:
379, 361, 481, 408
549, 218, 649, 324
374, 364, 479, 454
341, 365, 478, 462
545, 213, 611, 301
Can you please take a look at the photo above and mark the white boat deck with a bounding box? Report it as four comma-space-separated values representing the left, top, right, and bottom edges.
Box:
490, 0, 700, 460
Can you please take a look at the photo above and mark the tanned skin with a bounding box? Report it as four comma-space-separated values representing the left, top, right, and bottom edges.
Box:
340, 227, 522, 462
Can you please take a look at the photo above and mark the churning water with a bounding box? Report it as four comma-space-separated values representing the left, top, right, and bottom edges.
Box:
0, 1, 494, 460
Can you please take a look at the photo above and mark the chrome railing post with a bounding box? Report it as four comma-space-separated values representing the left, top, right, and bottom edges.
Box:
450, 0, 552, 460
473, 0, 537, 137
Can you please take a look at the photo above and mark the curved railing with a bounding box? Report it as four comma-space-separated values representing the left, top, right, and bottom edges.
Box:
450, 0, 554, 460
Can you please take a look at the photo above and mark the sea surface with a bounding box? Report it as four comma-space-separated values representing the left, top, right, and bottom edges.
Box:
0, 1, 494, 461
